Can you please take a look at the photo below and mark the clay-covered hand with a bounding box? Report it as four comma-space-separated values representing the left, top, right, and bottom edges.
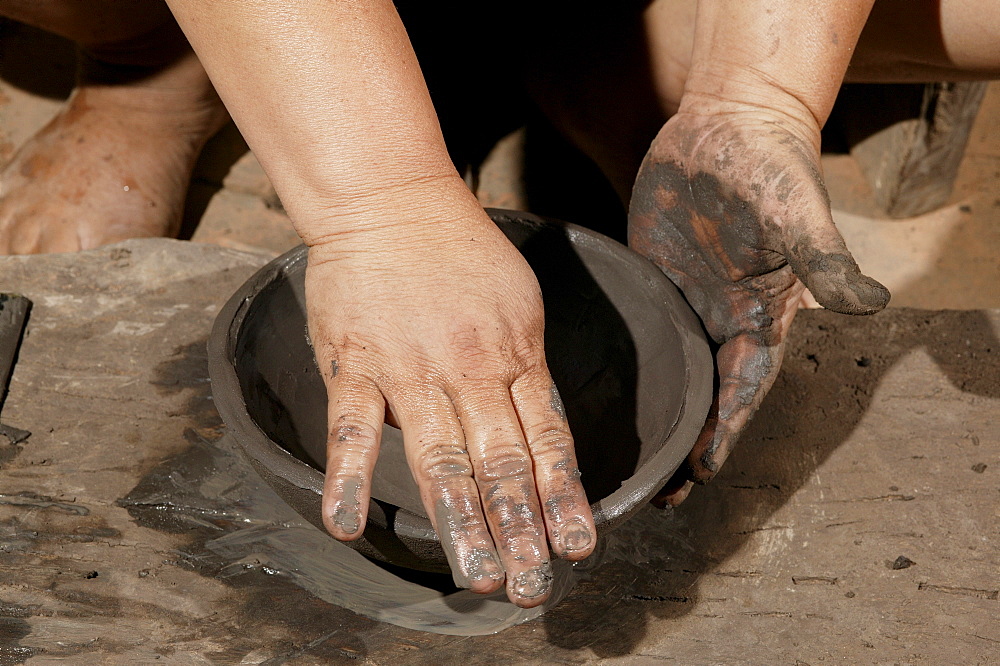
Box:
305, 207, 596, 608
629, 107, 890, 505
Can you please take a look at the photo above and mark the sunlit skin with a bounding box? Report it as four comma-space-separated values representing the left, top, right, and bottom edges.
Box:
2, 0, 999, 606
0, 6, 228, 253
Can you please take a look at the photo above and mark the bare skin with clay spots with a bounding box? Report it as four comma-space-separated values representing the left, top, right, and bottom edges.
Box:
435, 500, 504, 591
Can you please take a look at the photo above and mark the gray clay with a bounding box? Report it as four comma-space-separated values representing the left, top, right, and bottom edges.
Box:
208, 209, 713, 572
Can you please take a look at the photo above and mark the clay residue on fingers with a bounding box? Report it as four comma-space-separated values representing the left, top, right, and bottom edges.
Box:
544, 494, 594, 558
510, 562, 553, 602
787, 246, 891, 315
332, 476, 362, 535
554, 519, 593, 556
548, 383, 567, 420
435, 500, 504, 590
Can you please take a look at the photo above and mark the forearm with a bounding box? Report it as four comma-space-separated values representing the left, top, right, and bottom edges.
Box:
163, 0, 473, 242
681, 0, 876, 130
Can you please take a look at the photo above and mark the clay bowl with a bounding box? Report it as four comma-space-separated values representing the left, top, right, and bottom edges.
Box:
208, 209, 712, 573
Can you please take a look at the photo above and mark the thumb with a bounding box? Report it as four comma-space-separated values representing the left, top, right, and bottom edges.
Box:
784, 225, 890, 315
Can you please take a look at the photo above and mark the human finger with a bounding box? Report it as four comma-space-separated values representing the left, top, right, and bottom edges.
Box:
687, 317, 794, 483
394, 385, 505, 594
651, 472, 694, 508
452, 383, 552, 608
510, 370, 596, 560
782, 199, 890, 316
322, 368, 385, 541
651, 332, 778, 507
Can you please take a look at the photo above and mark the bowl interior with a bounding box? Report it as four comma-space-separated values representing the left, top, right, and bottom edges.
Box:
229, 211, 708, 535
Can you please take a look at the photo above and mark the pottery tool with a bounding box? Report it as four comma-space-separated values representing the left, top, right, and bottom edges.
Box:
0, 293, 32, 444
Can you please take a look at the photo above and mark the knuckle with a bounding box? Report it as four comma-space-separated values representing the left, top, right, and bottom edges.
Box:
444, 319, 541, 378
447, 319, 487, 354
328, 418, 380, 451
430, 489, 488, 531
484, 492, 543, 543
414, 445, 473, 480
476, 446, 532, 482
446, 319, 503, 365
526, 432, 581, 479
527, 425, 574, 454
511, 333, 543, 363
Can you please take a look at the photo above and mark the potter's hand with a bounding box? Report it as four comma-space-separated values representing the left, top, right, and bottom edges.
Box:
305, 202, 596, 608
629, 106, 890, 505
162, 0, 593, 607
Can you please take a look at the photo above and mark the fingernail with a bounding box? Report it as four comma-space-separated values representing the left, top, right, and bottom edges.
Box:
332, 476, 362, 534
559, 521, 593, 554
510, 563, 553, 600
333, 503, 359, 534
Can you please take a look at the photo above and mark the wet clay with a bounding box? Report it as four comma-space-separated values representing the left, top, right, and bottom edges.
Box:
333, 476, 361, 535
208, 209, 713, 572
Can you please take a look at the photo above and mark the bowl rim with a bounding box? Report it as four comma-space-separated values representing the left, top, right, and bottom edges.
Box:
207, 208, 713, 546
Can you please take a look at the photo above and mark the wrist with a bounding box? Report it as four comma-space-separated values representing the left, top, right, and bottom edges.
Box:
292, 171, 492, 249
676, 72, 824, 154
687, 1, 875, 130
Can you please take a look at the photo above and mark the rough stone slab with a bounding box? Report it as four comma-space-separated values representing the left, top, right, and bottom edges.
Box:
0, 239, 997, 664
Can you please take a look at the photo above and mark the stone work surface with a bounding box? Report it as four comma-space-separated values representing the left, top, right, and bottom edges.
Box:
0, 239, 997, 665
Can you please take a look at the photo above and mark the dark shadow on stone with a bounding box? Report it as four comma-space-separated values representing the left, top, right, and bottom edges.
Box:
150, 339, 222, 431
118, 429, 382, 662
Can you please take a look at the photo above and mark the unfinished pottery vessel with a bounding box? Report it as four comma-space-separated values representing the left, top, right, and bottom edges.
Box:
208, 209, 712, 572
